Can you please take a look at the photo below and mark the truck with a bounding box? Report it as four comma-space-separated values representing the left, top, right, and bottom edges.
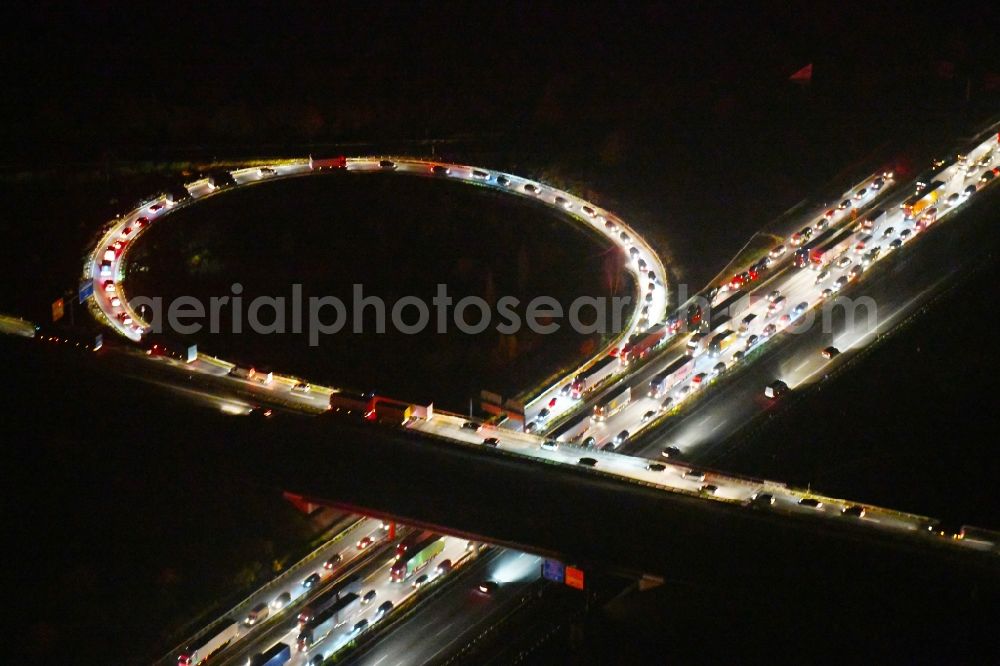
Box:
793, 228, 838, 267
901, 180, 945, 219
229, 365, 257, 380
396, 530, 435, 559
648, 356, 695, 398
390, 536, 444, 582
739, 313, 757, 336
249, 642, 292, 666
177, 618, 239, 665
709, 330, 736, 357
592, 386, 631, 421
861, 208, 887, 233
619, 324, 666, 366
707, 290, 748, 331
298, 573, 363, 625
570, 355, 617, 399
296, 593, 361, 652
309, 155, 347, 170
810, 227, 855, 266
915, 206, 938, 231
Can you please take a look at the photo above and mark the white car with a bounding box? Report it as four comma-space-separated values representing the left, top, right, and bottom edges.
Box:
769, 245, 786, 259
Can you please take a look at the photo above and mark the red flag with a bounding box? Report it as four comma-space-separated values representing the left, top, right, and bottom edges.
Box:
789, 63, 813, 85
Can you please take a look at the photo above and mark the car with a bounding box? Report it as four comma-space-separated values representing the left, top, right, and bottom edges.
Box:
798, 497, 823, 509
683, 469, 705, 482
821, 346, 840, 359
769, 245, 786, 259
645, 292, 653, 303
605, 219, 617, 231
292, 381, 311, 393
560, 383, 573, 397
578, 457, 598, 467
642, 410, 657, 423
660, 397, 674, 411
554, 196, 572, 209
842, 505, 866, 518
834, 276, 849, 291
889, 238, 902, 250
310, 655, 326, 666
244, 602, 269, 626
135, 216, 149, 228
412, 574, 429, 589
871, 176, 884, 190
733, 350, 745, 362
751, 492, 775, 506
471, 169, 490, 179
713, 361, 726, 376
354, 619, 369, 633
980, 170, 996, 184
946, 192, 961, 206
582, 436, 597, 448
461, 421, 479, 431
849, 265, 864, 281
824, 209, 836, 220
836, 256, 852, 269
376, 600, 394, 617
581, 205, 596, 218
745, 334, 758, 350
477, 580, 499, 595
678, 385, 692, 397
362, 589, 378, 604
899, 228, 913, 241
815, 270, 830, 285
791, 302, 808, 317
548, 397, 558, 408
854, 188, 867, 200
613, 430, 629, 446
838, 199, 852, 210
964, 184, 977, 196
149, 203, 164, 212
764, 380, 788, 399
779, 314, 791, 325
692, 372, 707, 384
813, 217, 829, 231
303, 573, 321, 588
882, 226, 895, 238
643, 461, 667, 472
103, 281, 117, 293
496, 175, 510, 186
619, 231, 631, 243
323, 554, 343, 570
431, 165, 450, 176
259, 166, 278, 176
483, 437, 500, 447
436, 559, 453, 575
927, 522, 964, 539
700, 484, 718, 495
541, 439, 558, 451
119, 226, 133, 238
854, 235, 872, 253
820, 288, 834, 299
270, 591, 292, 610
357, 536, 375, 550
524, 183, 540, 195
768, 294, 785, 309
661, 446, 682, 459
762, 323, 777, 337
379, 159, 396, 169
537, 407, 551, 422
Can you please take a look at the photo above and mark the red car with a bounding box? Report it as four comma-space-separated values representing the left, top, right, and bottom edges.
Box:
356, 536, 375, 550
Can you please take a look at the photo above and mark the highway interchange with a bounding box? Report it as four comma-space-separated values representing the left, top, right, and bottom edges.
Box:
77, 123, 1000, 665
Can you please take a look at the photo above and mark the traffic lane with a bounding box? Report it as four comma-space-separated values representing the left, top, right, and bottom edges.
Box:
155, 517, 381, 666
282, 537, 472, 665
348, 550, 542, 666
629, 262, 925, 464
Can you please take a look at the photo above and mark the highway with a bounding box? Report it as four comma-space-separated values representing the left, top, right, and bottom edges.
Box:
84, 157, 666, 428
77, 122, 1000, 664
347, 550, 542, 666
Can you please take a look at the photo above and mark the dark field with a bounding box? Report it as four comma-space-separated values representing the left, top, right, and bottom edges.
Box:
125, 172, 632, 409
